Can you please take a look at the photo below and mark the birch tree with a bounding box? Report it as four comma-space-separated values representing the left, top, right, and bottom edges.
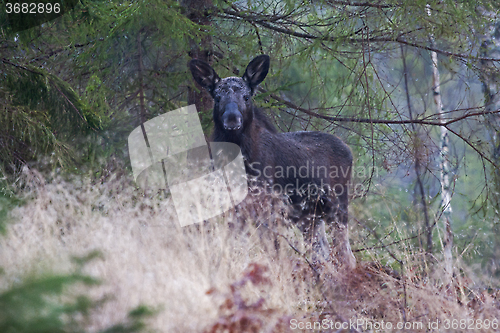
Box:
430, 45, 454, 285
425, 3, 453, 286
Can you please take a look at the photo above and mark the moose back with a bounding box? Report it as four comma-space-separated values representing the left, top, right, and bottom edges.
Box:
189, 55, 356, 269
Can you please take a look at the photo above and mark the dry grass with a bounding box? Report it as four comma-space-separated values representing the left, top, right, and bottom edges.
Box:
1, 168, 499, 332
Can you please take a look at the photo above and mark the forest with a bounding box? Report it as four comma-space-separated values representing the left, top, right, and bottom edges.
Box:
1, 0, 500, 332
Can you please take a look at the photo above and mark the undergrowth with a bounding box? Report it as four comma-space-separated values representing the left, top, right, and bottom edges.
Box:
0, 168, 499, 332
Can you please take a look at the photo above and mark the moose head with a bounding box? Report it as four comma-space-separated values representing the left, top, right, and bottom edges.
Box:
189, 55, 270, 134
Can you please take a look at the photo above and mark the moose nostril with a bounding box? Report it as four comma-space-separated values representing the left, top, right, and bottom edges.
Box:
223, 120, 242, 131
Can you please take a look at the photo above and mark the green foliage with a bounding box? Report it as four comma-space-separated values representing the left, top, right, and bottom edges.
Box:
0, 191, 23, 235
0, 253, 155, 333
100, 306, 156, 333
0, 274, 98, 333
0, 57, 103, 178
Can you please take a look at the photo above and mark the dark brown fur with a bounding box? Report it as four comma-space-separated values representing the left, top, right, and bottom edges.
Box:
189, 55, 356, 268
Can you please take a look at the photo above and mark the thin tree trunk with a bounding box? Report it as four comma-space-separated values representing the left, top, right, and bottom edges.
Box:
479, 12, 500, 277
430, 39, 454, 285
479, 15, 500, 213
425, 3, 454, 286
137, 29, 147, 126
183, 0, 214, 118
401, 45, 432, 254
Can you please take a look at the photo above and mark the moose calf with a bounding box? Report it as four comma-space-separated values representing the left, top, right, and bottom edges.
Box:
189, 55, 356, 269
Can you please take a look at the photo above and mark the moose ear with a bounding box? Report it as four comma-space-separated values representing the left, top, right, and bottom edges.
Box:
242, 55, 270, 93
189, 59, 220, 94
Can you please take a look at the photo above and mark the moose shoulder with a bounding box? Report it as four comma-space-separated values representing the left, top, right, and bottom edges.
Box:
189, 55, 356, 269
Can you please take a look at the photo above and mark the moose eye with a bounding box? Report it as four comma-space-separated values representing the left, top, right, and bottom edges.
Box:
244, 95, 250, 101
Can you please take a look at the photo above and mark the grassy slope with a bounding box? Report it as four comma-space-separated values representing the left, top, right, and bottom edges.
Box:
0, 169, 499, 332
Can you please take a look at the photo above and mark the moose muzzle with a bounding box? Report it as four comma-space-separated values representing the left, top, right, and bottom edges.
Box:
222, 102, 243, 131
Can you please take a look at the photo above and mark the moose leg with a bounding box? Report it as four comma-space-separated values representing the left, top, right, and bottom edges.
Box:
290, 197, 331, 262
329, 219, 356, 269
330, 193, 356, 269
294, 215, 330, 262
313, 218, 331, 261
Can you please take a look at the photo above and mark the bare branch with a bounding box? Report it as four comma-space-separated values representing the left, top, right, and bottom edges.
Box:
326, 0, 395, 8
259, 87, 500, 127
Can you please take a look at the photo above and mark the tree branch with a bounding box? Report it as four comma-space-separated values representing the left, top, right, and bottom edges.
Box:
259, 87, 500, 127
219, 7, 500, 62
326, 0, 395, 8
